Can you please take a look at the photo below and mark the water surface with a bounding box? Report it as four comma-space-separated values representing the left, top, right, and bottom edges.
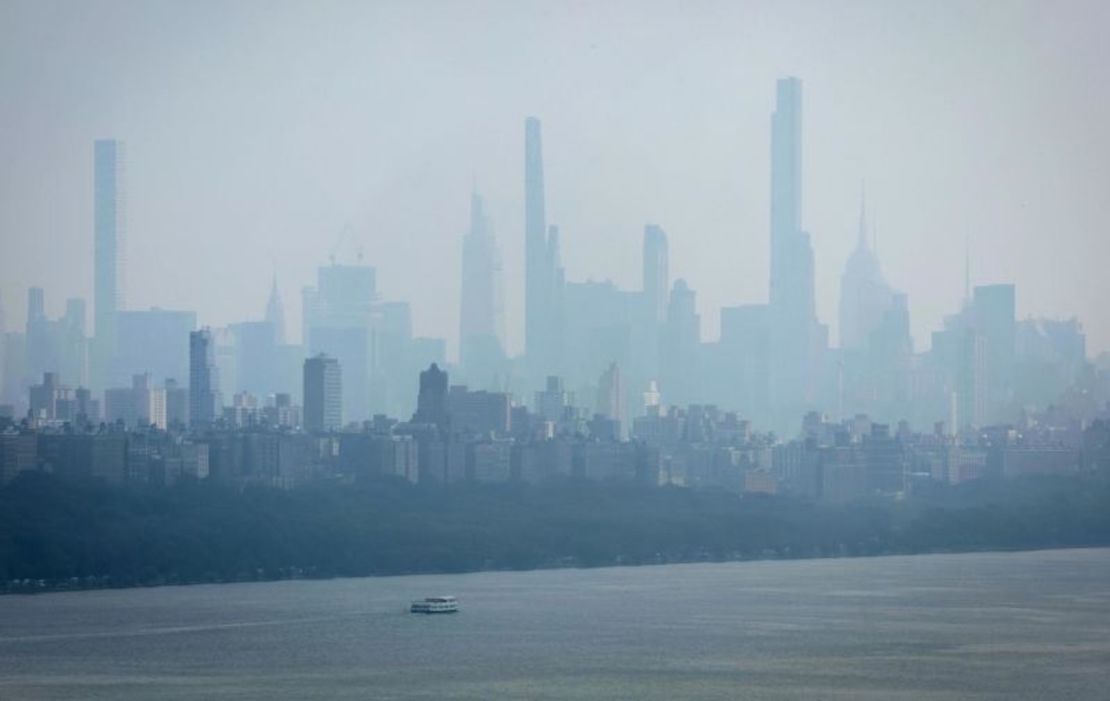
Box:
2, 549, 1109, 699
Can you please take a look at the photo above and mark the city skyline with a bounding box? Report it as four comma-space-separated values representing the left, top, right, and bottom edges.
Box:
2, 1, 1108, 358
0, 77, 1099, 437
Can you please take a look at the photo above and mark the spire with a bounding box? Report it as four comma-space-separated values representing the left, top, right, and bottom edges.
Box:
963, 235, 971, 308
265, 273, 286, 345
857, 182, 868, 250
469, 191, 485, 235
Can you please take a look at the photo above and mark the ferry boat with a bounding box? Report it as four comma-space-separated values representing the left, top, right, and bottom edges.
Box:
410, 596, 459, 614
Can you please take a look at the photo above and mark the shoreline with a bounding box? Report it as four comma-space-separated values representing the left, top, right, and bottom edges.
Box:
6, 542, 1107, 597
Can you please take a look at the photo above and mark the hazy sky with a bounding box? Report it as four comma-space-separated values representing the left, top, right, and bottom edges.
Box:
2, 0, 1108, 359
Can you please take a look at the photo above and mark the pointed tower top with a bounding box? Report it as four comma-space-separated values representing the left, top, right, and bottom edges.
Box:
265, 274, 286, 345
963, 235, 972, 307
857, 183, 868, 250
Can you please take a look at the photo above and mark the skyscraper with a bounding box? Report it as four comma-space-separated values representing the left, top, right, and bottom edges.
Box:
661, 280, 700, 407
265, 275, 286, 346
838, 194, 893, 351
525, 116, 547, 366
595, 361, 623, 423
94, 139, 124, 390
413, 362, 449, 434
973, 284, 1016, 422
115, 308, 197, 389
642, 225, 669, 324
768, 78, 820, 424
523, 117, 562, 378
459, 192, 505, 384
302, 263, 375, 422
25, 287, 58, 385
189, 329, 220, 429
303, 353, 342, 433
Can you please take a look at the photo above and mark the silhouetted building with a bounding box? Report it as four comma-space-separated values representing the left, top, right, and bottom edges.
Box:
447, 385, 511, 438
413, 363, 449, 434
189, 329, 221, 429
303, 354, 342, 433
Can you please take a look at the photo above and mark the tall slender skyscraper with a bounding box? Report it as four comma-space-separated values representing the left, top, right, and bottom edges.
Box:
642, 225, 669, 324
767, 78, 820, 422
459, 192, 505, 382
524, 117, 548, 369
94, 139, 124, 390
189, 328, 220, 429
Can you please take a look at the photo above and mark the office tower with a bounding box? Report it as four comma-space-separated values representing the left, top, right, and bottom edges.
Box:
189, 329, 221, 429
525, 116, 547, 365
660, 280, 701, 407
265, 275, 286, 345
446, 385, 511, 437
29, 372, 86, 423
27, 287, 44, 327
412, 362, 449, 434
973, 284, 1016, 422
74, 386, 100, 425
303, 263, 375, 422
643, 225, 669, 324
371, 301, 416, 417
94, 139, 124, 390
1015, 317, 1087, 406
25, 287, 58, 383
164, 378, 189, 428
114, 308, 197, 388
596, 362, 623, 423
303, 354, 342, 433
838, 195, 893, 351
230, 320, 277, 399
459, 192, 506, 384
768, 78, 820, 423
523, 117, 563, 377
719, 304, 771, 419
104, 373, 166, 429
536, 375, 570, 423
868, 293, 913, 419
61, 298, 89, 388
